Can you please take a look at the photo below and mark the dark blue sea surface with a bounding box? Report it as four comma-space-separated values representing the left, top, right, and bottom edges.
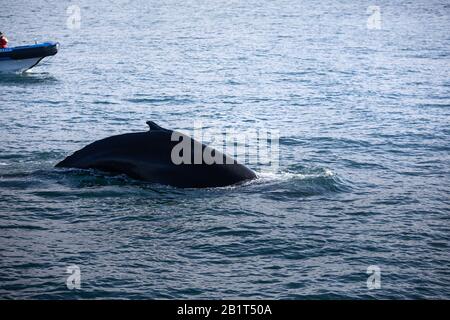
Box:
0, 0, 449, 299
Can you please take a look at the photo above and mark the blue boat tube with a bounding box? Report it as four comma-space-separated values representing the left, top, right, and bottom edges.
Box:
0, 42, 59, 73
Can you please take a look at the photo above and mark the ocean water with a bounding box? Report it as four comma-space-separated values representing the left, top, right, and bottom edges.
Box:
0, 0, 449, 299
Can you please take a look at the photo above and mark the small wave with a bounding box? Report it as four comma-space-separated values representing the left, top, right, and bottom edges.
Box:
0, 224, 47, 231
0, 72, 58, 85
248, 167, 351, 198
0, 153, 27, 160
314, 136, 372, 148
257, 167, 335, 183
279, 137, 307, 146
92, 100, 119, 105
125, 96, 194, 105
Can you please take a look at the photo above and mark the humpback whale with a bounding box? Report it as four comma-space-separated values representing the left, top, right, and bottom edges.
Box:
56, 121, 256, 188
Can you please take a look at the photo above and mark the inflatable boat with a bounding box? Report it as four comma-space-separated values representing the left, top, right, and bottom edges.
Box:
0, 42, 59, 73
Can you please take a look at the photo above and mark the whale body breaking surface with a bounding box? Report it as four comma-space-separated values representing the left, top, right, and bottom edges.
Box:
56, 121, 257, 188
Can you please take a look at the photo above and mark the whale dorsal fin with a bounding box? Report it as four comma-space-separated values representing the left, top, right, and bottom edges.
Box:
146, 121, 167, 131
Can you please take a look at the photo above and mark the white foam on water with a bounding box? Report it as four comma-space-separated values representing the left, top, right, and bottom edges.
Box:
256, 169, 334, 183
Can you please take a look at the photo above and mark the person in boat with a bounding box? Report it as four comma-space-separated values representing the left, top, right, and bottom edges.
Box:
0, 32, 8, 48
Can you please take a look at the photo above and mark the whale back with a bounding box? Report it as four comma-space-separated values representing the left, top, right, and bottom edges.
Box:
56, 122, 256, 188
